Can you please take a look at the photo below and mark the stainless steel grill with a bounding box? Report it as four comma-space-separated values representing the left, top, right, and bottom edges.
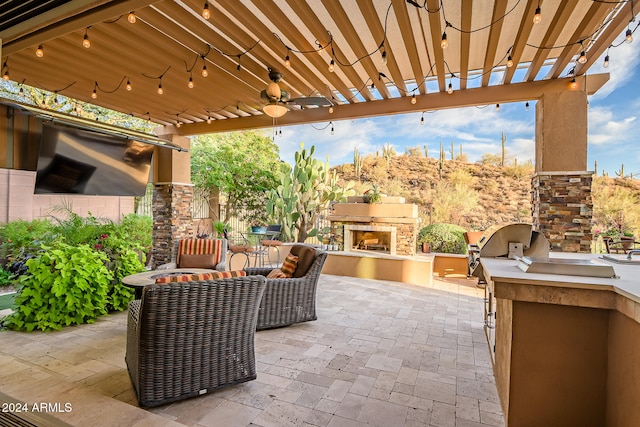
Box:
469, 223, 550, 283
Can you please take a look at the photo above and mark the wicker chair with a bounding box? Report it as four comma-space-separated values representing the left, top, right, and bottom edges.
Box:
125, 275, 266, 408
245, 246, 327, 330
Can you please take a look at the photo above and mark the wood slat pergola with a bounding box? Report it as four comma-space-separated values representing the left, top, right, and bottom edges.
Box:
0, 0, 632, 134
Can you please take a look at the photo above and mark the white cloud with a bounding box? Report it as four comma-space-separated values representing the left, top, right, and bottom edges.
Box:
591, 31, 640, 100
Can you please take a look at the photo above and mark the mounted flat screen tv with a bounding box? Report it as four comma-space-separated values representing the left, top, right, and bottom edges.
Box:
35, 122, 154, 196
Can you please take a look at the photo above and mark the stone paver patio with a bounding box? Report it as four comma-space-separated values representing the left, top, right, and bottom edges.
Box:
0, 274, 503, 426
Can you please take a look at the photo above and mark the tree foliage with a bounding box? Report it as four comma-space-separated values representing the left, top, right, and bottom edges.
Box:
190, 131, 281, 226
267, 143, 355, 242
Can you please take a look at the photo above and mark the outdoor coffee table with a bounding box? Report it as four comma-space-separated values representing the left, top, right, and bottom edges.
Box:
122, 268, 217, 299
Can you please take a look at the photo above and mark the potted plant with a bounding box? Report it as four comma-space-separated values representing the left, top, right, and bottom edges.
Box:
250, 220, 267, 233
363, 184, 382, 204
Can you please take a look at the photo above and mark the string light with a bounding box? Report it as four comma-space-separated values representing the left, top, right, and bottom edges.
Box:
19, 86, 24, 96
91, 85, 98, 99
578, 50, 587, 64
411, 94, 417, 104
447, 82, 453, 94
507, 55, 513, 67
202, 58, 208, 77
381, 49, 387, 65
206, 114, 212, 124
188, 74, 194, 88
176, 115, 181, 128
284, 50, 291, 67
533, 4, 542, 24
420, 112, 425, 125
570, 78, 577, 89
329, 106, 334, 114
496, 103, 500, 111
83, 28, 91, 48
603, 54, 610, 68
202, 1, 211, 20
128, 11, 137, 24
157, 82, 164, 95
525, 102, 530, 111
126, 79, 132, 91
626, 28, 633, 43
35, 45, 44, 57
328, 59, 335, 72
440, 31, 448, 49
2, 62, 8, 81
330, 121, 334, 135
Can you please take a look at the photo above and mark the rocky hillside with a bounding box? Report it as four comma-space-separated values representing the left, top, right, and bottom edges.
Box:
332, 154, 640, 233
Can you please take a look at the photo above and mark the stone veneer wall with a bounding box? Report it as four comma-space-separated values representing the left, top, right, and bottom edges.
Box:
531, 171, 593, 253
152, 183, 194, 266
331, 221, 418, 256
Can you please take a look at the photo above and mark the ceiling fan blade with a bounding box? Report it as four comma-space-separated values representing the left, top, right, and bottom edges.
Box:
288, 96, 332, 107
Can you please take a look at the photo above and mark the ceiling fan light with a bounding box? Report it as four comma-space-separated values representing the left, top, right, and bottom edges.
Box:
263, 102, 288, 118
266, 81, 281, 100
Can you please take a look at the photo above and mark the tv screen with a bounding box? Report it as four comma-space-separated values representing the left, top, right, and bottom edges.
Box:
35, 123, 154, 196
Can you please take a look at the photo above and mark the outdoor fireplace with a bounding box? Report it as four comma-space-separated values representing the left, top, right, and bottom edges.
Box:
328, 196, 420, 256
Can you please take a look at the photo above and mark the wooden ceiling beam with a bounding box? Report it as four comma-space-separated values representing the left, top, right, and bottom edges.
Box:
280, 0, 374, 101
523, 0, 580, 82
546, 2, 612, 79
458, 0, 473, 90
502, 0, 537, 84
210, 0, 334, 102
425, 0, 446, 92
320, 0, 391, 99
2, 0, 159, 55
356, 0, 407, 96
481, 0, 509, 87
574, 2, 634, 76
391, 0, 427, 94
176, 73, 610, 136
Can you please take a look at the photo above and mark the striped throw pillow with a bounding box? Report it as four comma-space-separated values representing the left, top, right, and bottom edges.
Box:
155, 270, 246, 284
280, 254, 298, 278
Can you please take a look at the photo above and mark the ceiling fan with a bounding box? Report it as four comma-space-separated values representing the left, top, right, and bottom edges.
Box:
260, 68, 332, 118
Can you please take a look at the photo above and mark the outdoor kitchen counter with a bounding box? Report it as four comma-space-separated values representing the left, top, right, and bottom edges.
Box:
481, 253, 640, 427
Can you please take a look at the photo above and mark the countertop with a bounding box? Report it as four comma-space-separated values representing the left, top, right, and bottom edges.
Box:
480, 252, 640, 305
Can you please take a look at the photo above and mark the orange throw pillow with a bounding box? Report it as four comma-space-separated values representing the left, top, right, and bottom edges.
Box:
280, 254, 298, 277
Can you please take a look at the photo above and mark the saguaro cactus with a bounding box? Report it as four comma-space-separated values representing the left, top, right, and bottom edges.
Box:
353, 147, 363, 181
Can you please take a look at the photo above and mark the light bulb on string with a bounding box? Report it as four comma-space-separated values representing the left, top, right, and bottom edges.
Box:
447, 82, 453, 94
507, 55, 513, 68
570, 78, 577, 90
440, 31, 448, 49
381, 50, 387, 65
578, 50, 587, 64
496, 103, 500, 111
330, 122, 334, 135
284, 53, 290, 68
202, 1, 211, 19
126, 79, 132, 91
188, 75, 194, 88
328, 59, 335, 72
36, 45, 44, 57
202, 63, 208, 77
533, 6, 541, 24
420, 113, 425, 125
206, 115, 212, 124
2, 67, 8, 81
525, 102, 530, 111
128, 12, 136, 23
626, 29, 633, 43
83, 29, 91, 48
18, 86, 24, 96
329, 106, 334, 114
603, 54, 610, 68
411, 94, 417, 104
91, 88, 97, 99
157, 82, 164, 95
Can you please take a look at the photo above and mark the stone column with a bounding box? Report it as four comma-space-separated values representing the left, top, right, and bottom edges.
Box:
532, 90, 592, 253
150, 133, 193, 266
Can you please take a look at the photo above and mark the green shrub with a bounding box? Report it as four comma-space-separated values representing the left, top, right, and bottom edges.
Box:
417, 223, 467, 254
0, 266, 14, 288
0, 219, 52, 264
4, 242, 112, 331
116, 214, 152, 248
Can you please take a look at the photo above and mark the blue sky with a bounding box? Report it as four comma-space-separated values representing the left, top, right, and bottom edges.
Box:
274, 29, 640, 178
